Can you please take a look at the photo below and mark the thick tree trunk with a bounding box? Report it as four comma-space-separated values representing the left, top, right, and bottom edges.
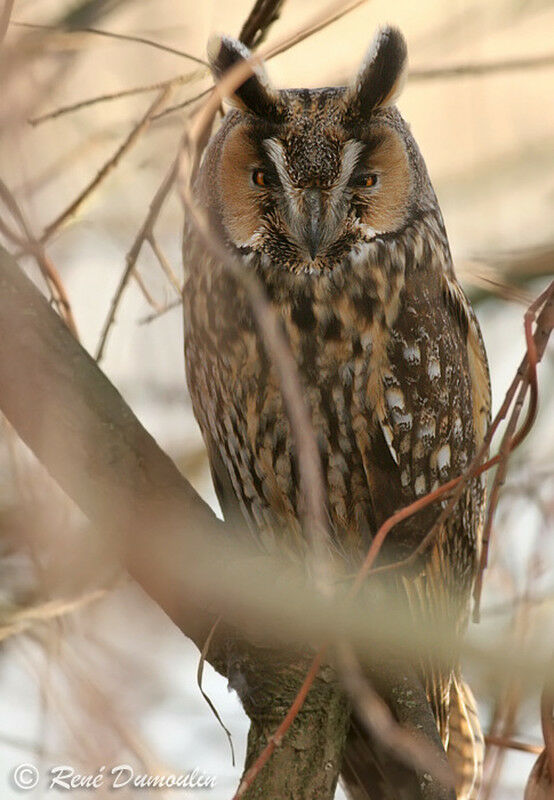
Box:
237, 648, 350, 799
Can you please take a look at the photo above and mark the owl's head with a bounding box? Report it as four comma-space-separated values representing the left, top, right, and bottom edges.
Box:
201, 27, 437, 275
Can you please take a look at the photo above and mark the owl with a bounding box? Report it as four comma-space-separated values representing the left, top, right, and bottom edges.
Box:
183, 26, 491, 800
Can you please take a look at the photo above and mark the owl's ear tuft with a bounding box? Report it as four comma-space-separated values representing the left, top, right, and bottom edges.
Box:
347, 26, 408, 116
208, 35, 278, 117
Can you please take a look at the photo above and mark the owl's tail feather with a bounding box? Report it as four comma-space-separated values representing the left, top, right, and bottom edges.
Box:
447, 677, 484, 800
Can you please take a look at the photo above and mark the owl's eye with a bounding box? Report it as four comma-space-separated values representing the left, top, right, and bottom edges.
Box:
251, 168, 267, 188
349, 172, 379, 189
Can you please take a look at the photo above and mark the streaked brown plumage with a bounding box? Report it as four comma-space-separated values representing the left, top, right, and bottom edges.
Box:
183, 27, 490, 799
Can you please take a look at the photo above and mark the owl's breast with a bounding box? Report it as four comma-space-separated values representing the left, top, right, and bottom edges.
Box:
184, 248, 406, 562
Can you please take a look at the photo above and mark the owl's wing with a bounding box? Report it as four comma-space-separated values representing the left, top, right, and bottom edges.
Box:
355, 270, 490, 745
361, 270, 490, 561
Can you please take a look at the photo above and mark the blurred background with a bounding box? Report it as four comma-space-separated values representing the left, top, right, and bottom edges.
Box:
0, 0, 553, 797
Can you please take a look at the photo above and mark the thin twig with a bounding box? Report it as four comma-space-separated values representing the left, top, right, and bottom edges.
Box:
13, 21, 208, 66
40, 86, 173, 243
0, 590, 107, 642
0, 0, 15, 45
131, 268, 163, 311
410, 53, 554, 82
0, 180, 79, 336
540, 660, 554, 787
95, 158, 178, 361
485, 735, 542, 756
197, 618, 236, 766
239, 0, 287, 49
28, 70, 206, 126
147, 234, 182, 296
264, 0, 369, 60
151, 87, 213, 121
472, 282, 551, 616
138, 298, 182, 325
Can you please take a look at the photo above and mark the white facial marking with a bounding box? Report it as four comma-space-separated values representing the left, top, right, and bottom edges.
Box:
330, 139, 365, 199
264, 138, 294, 193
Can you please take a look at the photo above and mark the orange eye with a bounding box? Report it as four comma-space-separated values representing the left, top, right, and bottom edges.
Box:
349, 172, 378, 189
252, 169, 266, 187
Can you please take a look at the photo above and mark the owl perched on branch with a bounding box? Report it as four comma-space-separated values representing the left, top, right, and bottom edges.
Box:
183, 26, 490, 800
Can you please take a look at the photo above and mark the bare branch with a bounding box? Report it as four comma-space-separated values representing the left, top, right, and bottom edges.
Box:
147, 234, 182, 296
239, 0, 287, 49
138, 297, 182, 325
485, 735, 542, 756
0, 0, 15, 45
0, 179, 79, 336
28, 69, 206, 126
95, 158, 177, 361
0, 590, 107, 642
13, 21, 208, 66
151, 87, 212, 122
41, 86, 173, 243
410, 53, 554, 82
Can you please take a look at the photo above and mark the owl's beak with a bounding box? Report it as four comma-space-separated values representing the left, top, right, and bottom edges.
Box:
303, 188, 323, 260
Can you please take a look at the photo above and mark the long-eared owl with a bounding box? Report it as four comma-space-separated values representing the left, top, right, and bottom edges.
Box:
183, 26, 491, 800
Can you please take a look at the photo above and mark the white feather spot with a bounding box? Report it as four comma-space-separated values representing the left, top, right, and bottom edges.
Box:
414, 474, 427, 496
402, 343, 421, 365
391, 409, 412, 430
401, 468, 411, 488
452, 415, 463, 442
418, 419, 436, 442
427, 357, 441, 381
385, 388, 405, 411
436, 444, 451, 474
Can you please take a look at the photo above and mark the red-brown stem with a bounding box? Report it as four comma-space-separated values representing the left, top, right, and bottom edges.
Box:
485, 734, 542, 755
540, 668, 554, 784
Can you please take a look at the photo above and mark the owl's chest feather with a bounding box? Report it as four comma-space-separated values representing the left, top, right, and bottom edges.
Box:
184, 252, 406, 557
